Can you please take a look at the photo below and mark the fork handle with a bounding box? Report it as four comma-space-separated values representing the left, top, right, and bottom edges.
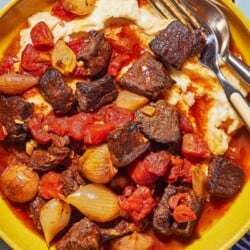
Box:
215, 68, 250, 131
226, 53, 250, 87
229, 92, 250, 130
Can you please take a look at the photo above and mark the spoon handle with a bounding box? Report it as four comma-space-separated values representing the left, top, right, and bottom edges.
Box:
227, 53, 250, 87
216, 68, 250, 131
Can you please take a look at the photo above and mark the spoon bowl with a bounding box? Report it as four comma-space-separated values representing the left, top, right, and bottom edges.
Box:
200, 0, 250, 86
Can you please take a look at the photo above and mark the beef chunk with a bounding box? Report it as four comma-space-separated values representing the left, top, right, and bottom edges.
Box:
29, 196, 46, 232
61, 162, 86, 196
29, 135, 70, 171
207, 156, 244, 198
136, 100, 181, 145
39, 67, 74, 115
56, 217, 101, 250
76, 74, 117, 112
99, 218, 148, 242
150, 20, 206, 69
107, 122, 150, 167
0, 95, 33, 143
152, 185, 202, 238
119, 52, 172, 100
29, 149, 52, 171
77, 31, 112, 79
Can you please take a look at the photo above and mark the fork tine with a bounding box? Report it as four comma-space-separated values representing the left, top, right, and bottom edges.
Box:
148, 0, 202, 30
180, 0, 210, 31
157, 0, 180, 19
168, 0, 199, 28
148, 0, 171, 19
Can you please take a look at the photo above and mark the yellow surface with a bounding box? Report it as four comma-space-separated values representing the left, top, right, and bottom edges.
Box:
0, 0, 250, 249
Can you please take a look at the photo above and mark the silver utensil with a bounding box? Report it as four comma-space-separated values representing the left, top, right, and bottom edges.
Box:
205, 0, 250, 86
148, 0, 250, 129
149, 0, 250, 87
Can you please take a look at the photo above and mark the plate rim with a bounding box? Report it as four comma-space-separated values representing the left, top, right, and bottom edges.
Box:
0, 0, 249, 249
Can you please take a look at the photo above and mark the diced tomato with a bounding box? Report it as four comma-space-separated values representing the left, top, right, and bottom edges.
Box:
164, 156, 192, 184
52, 1, 78, 21
128, 159, 158, 186
0, 125, 7, 141
30, 21, 54, 49
67, 37, 87, 58
119, 186, 156, 221
182, 133, 211, 160
108, 50, 131, 77
128, 152, 170, 185
96, 104, 134, 129
173, 204, 197, 223
0, 56, 16, 75
28, 113, 51, 144
44, 113, 69, 136
20, 44, 51, 77
168, 193, 187, 210
38, 171, 63, 199
45, 112, 95, 141
137, 0, 148, 7
67, 113, 96, 141
107, 26, 144, 77
72, 66, 87, 77
180, 113, 194, 134
84, 122, 114, 144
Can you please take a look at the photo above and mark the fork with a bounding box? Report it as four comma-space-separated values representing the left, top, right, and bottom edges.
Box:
148, 0, 250, 130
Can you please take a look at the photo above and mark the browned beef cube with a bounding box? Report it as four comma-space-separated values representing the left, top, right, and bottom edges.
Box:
77, 31, 112, 79
100, 218, 148, 242
107, 122, 150, 167
207, 156, 244, 198
152, 185, 202, 238
76, 74, 117, 112
29, 136, 70, 171
61, 163, 86, 196
39, 67, 74, 115
150, 20, 206, 69
29, 196, 46, 232
119, 52, 173, 100
135, 100, 181, 144
0, 95, 33, 143
29, 149, 53, 171
56, 217, 101, 250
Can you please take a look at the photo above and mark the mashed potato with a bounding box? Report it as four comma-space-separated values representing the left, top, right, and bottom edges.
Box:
19, 0, 247, 155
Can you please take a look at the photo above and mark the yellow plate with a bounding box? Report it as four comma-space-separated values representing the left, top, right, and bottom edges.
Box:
0, 1, 249, 250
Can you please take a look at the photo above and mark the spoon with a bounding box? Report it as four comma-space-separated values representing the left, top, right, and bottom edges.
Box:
203, 0, 250, 86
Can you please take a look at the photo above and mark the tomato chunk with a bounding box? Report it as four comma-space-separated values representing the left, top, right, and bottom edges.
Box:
173, 204, 197, 223
20, 44, 51, 76
45, 112, 95, 141
128, 152, 170, 185
0, 56, 16, 75
180, 113, 194, 134
38, 171, 63, 199
83, 122, 114, 144
182, 133, 211, 160
30, 21, 54, 49
96, 104, 134, 129
52, 1, 78, 21
119, 186, 156, 221
28, 113, 51, 144
107, 26, 143, 77
0, 125, 7, 141
164, 157, 192, 184
67, 37, 87, 58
